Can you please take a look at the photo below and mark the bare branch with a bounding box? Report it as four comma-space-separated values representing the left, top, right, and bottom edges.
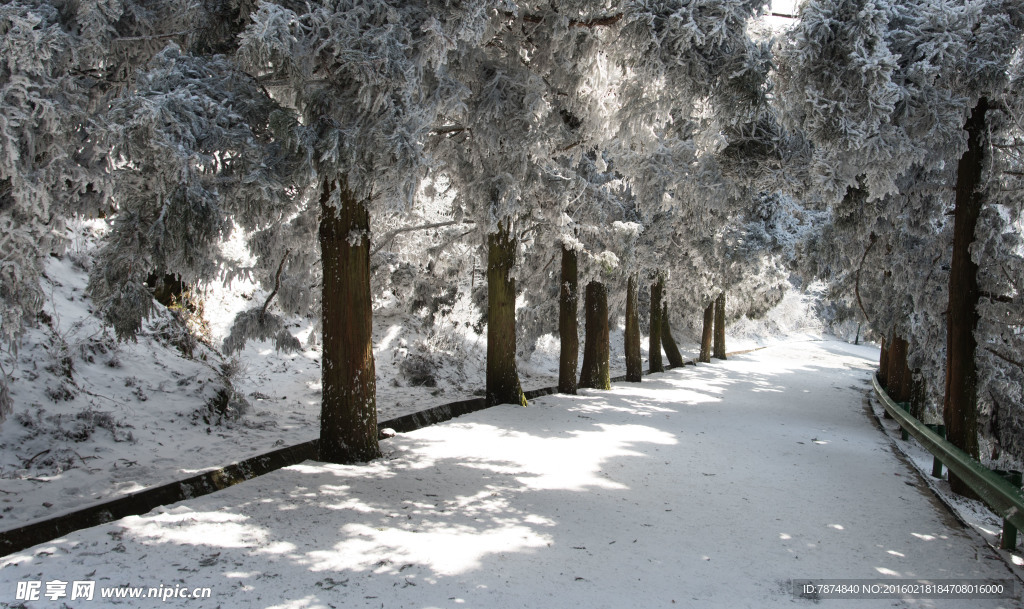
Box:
433, 125, 469, 137
371, 221, 471, 257
518, 12, 624, 27
427, 228, 476, 257
260, 250, 291, 318
855, 232, 877, 326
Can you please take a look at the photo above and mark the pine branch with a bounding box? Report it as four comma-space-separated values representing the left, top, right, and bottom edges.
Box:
985, 347, 1024, 374
112, 31, 191, 44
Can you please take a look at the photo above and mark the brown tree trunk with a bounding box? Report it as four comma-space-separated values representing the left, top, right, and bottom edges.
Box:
944, 98, 987, 498
699, 300, 714, 363
487, 222, 526, 407
661, 302, 685, 368
900, 339, 914, 405
713, 292, 726, 360
625, 274, 642, 382
579, 281, 610, 389
910, 371, 927, 421
878, 335, 889, 386
882, 329, 895, 419
649, 276, 664, 373
318, 179, 381, 463
887, 335, 909, 403
558, 245, 579, 394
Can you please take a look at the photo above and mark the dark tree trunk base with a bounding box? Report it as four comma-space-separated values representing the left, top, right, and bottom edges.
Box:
699, 300, 714, 363
559, 245, 579, 394
487, 223, 527, 407
625, 274, 642, 382
649, 276, 664, 373
318, 179, 381, 464
579, 281, 611, 389
879, 336, 889, 387
661, 303, 685, 368
713, 292, 727, 360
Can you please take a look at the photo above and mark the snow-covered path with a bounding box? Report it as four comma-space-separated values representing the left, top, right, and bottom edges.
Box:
2, 340, 1020, 608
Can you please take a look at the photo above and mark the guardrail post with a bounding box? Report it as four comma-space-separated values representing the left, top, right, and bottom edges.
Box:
995, 469, 1023, 550
925, 424, 945, 478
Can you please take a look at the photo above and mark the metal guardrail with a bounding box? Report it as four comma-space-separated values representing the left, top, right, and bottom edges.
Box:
872, 374, 1024, 543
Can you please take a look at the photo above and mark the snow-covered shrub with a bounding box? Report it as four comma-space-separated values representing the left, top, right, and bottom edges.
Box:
191, 360, 249, 427
398, 353, 438, 388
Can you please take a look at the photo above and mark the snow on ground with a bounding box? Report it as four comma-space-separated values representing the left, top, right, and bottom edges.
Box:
0, 221, 652, 531
3, 341, 1020, 608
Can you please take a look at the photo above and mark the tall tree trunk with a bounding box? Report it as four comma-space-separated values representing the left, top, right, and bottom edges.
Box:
699, 300, 714, 363
878, 335, 889, 386
882, 329, 895, 419
910, 371, 926, 421
649, 276, 664, 373
625, 274, 642, 382
319, 179, 381, 464
579, 281, 610, 389
944, 98, 987, 498
713, 291, 726, 360
661, 302, 685, 368
558, 245, 579, 394
887, 335, 909, 403
487, 222, 526, 407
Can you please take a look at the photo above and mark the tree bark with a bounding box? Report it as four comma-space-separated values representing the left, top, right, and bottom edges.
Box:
699, 300, 714, 363
878, 335, 889, 387
649, 276, 664, 373
318, 179, 381, 464
713, 291, 726, 360
882, 330, 895, 419
579, 281, 610, 389
910, 371, 926, 421
887, 335, 909, 403
661, 302, 685, 368
558, 245, 579, 394
625, 274, 642, 382
487, 222, 527, 407
944, 98, 987, 498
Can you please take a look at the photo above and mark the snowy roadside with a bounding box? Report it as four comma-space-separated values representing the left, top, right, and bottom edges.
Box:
3, 340, 1019, 609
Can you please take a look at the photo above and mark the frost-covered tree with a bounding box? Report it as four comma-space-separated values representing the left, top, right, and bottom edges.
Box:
88, 46, 305, 342
233, 0, 495, 462
0, 2, 83, 420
